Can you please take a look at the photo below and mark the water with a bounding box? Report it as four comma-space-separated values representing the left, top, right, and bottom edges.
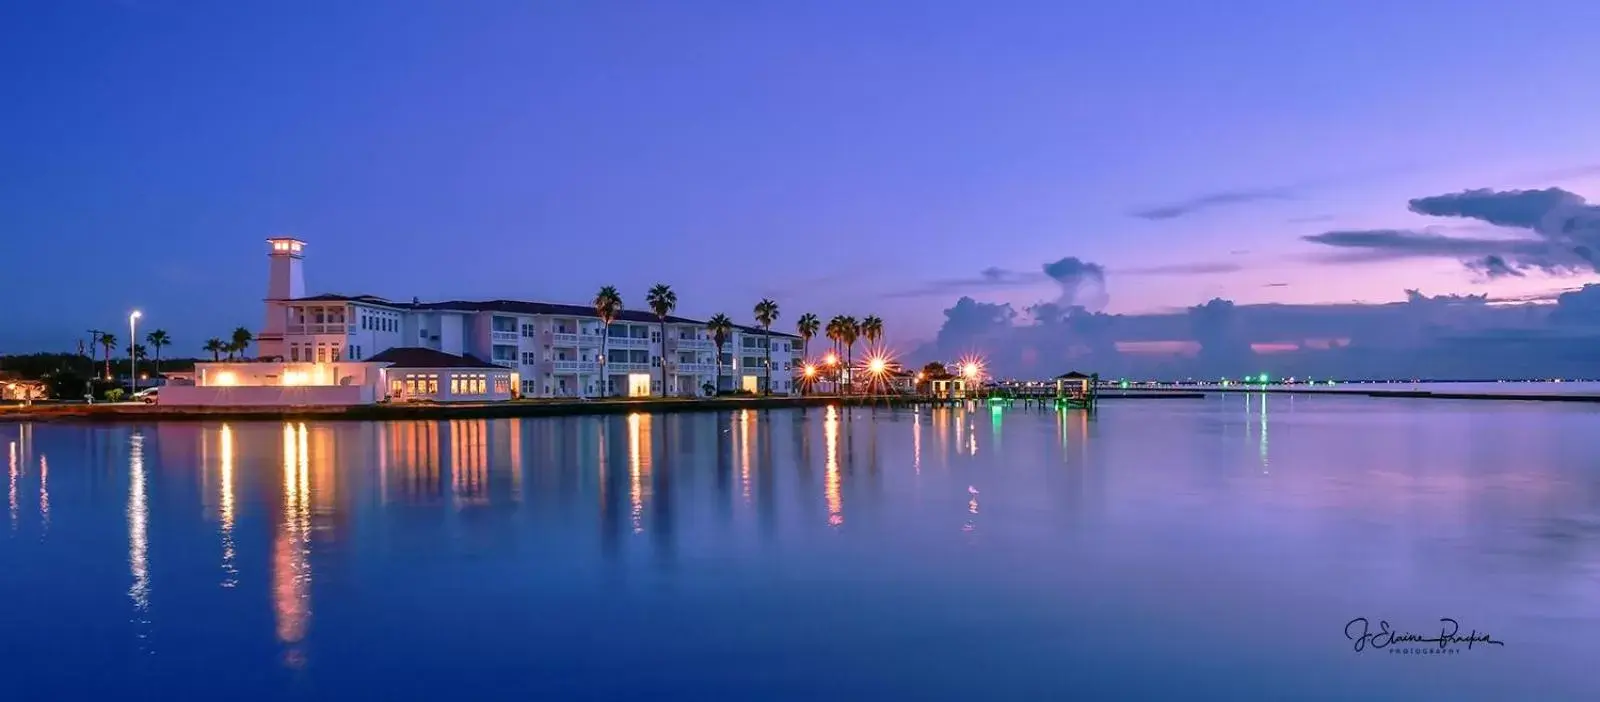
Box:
3, 398, 1599, 700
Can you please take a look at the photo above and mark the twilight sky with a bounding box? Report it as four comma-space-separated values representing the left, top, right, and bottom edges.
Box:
5, 0, 1600, 356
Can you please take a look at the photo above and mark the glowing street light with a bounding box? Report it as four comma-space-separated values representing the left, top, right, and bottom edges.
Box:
868, 356, 887, 374
803, 364, 817, 378
962, 362, 979, 379
823, 352, 837, 366
129, 310, 143, 397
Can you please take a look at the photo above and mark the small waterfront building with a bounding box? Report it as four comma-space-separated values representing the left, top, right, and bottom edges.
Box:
368, 348, 514, 402
164, 359, 387, 406
250, 238, 799, 400
1055, 371, 1096, 399
930, 377, 967, 400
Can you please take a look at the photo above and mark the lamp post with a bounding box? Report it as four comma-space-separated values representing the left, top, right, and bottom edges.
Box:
129, 311, 143, 397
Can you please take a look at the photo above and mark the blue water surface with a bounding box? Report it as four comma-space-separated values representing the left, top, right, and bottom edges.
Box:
3, 396, 1599, 700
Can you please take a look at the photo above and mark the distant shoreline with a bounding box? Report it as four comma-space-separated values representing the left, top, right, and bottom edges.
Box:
0, 392, 1205, 423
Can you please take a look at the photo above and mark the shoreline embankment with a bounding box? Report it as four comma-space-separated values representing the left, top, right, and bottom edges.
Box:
0, 392, 1203, 424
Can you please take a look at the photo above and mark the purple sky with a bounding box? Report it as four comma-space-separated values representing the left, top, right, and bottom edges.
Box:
4, 0, 1600, 354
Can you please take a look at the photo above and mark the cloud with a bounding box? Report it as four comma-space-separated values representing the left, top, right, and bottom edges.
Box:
1304, 187, 1600, 277
1264, 282, 1290, 288
881, 268, 1044, 299
1130, 187, 1295, 220
1041, 257, 1109, 311
911, 284, 1600, 381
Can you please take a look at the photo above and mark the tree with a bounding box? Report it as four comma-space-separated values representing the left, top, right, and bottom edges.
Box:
860, 315, 884, 351
593, 286, 623, 397
645, 284, 677, 398
841, 316, 860, 394
229, 327, 254, 360
98, 333, 117, 379
753, 298, 779, 396
145, 329, 170, 376
795, 313, 819, 395
203, 338, 225, 361
125, 344, 147, 362
918, 361, 952, 393
706, 313, 733, 395
825, 316, 848, 394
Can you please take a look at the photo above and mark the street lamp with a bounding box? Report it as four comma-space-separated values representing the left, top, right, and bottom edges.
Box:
129, 310, 142, 396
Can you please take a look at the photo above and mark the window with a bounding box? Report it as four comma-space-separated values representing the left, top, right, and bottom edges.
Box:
494, 377, 510, 395
651, 356, 661, 367
419, 328, 427, 339
450, 377, 461, 395
521, 324, 536, 338
390, 379, 404, 396
330, 345, 341, 360
290, 345, 301, 362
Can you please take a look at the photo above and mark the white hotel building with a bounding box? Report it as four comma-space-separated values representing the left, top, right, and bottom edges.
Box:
251, 238, 799, 400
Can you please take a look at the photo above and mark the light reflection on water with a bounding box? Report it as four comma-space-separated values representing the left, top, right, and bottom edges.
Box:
2, 397, 1600, 700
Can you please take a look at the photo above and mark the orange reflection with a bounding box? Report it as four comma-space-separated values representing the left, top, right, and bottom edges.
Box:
385, 421, 441, 503
739, 410, 752, 502
628, 413, 653, 534
220, 424, 237, 587
450, 420, 488, 507
824, 406, 842, 527
507, 418, 524, 502
274, 423, 311, 663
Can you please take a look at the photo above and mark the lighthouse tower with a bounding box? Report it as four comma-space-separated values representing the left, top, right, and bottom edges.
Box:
257, 237, 306, 359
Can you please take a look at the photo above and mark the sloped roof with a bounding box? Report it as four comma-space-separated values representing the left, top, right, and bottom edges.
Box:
1057, 371, 1094, 379
367, 347, 502, 369
292, 295, 802, 337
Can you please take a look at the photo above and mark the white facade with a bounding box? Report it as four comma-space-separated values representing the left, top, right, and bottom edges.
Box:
253, 239, 799, 399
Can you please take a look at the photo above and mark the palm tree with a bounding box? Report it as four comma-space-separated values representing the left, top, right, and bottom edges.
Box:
593, 286, 623, 397
825, 316, 848, 394
203, 338, 225, 361
98, 333, 117, 379
796, 313, 819, 361
145, 329, 170, 376
753, 298, 779, 395
841, 316, 860, 394
645, 283, 676, 397
229, 327, 254, 360
860, 315, 884, 352
706, 313, 734, 395
126, 344, 147, 362
796, 313, 819, 395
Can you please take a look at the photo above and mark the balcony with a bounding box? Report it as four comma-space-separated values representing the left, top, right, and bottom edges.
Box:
671, 362, 718, 375
286, 324, 347, 335
605, 337, 650, 350
491, 359, 517, 370
603, 362, 652, 373
548, 332, 600, 348
552, 360, 598, 373
668, 338, 713, 352
491, 330, 519, 344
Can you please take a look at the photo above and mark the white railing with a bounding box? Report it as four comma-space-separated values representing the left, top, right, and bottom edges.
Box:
672, 363, 718, 375
491, 359, 517, 369
491, 331, 519, 343
669, 338, 713, 351
604, 362, 651, 373
606, 337, 650, 349
550, 333, 582, 346
286, 324, 347, 335
552, 360, 598, 373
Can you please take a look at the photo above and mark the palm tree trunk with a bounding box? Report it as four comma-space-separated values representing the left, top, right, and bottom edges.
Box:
153, 348, 161, 376
659, 320, 667, 397
763, 328, 772, 396
599, 334, 608, 398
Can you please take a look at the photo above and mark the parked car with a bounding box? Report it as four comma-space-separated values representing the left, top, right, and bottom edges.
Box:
132, 387, 159, 404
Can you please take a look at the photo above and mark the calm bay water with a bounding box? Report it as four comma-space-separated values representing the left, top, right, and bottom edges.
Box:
3, 397, 1599, 700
